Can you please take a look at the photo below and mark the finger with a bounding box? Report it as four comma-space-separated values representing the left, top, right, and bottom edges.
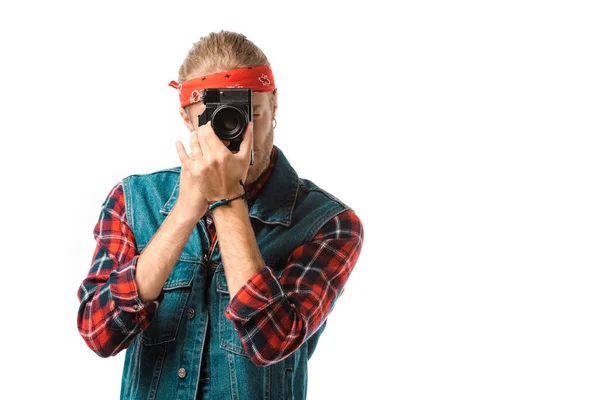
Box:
175, 141, 192, 170
197, 122, 215, 152
237, 122, 254, 161
197, 133, 213, 158
200, 121, 227, 154
189, 128, 203, 159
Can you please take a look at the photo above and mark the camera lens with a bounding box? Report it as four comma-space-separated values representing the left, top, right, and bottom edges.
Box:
212, 106, 247, 141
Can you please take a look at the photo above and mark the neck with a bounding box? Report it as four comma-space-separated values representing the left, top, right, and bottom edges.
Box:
246, 147, 274, 187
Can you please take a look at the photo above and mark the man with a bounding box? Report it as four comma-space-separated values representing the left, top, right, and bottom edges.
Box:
76, 30, 364, 399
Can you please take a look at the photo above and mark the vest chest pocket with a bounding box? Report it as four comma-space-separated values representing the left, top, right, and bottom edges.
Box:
141, 260, 198, 346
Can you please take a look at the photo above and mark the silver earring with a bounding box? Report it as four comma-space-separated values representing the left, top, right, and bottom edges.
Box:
272, 118, 277, 130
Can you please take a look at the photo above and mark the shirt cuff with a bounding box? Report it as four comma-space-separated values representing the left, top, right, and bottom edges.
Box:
108, 255, 164, 315
225, 265, 285, 324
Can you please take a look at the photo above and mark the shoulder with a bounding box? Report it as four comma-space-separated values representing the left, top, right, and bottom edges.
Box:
287, 175, 360, 242
121, 166, 181, 195
122, 166, 181, 183
296, 177, 353, 213
315, 208, 364, 243
119, 165, 181, 206
97, 180, 128, 220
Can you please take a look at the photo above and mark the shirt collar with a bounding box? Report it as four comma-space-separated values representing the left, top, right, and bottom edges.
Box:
245, 146, 278, 206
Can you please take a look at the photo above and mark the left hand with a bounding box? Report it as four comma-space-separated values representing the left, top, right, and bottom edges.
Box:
180, 120, 254, 202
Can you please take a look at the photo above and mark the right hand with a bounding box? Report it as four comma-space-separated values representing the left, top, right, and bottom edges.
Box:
174, 129, 209, 221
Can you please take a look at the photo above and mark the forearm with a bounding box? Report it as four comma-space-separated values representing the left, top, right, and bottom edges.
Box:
211, 198, 264, 297
135, 202, 203, 301
223, 210, 364, 366
77, 182, 167, 357
77, 258, 161, 358
77, 250, 163, 358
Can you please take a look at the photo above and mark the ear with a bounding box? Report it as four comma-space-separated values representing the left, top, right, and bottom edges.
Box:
179, 107, 193, 132
271, 89, 278, 118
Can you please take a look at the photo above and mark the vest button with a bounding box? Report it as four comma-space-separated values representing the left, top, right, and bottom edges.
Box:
187, 308, 195, 319
178, 367, 187, 378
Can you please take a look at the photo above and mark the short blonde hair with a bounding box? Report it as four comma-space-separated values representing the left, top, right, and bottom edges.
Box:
181, 30, 273, 82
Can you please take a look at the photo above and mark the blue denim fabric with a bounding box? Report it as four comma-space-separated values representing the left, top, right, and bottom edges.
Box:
119, 145, 349, 399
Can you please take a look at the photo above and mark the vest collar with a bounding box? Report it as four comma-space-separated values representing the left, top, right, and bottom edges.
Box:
159, 145, 298, 227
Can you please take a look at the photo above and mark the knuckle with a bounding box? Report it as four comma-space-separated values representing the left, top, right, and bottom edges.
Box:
214, 157, 223, 167
203, 155, 213, 165
192, 163, 203, 174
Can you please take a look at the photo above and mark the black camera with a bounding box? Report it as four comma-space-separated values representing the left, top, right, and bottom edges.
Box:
198, 88, 253, 154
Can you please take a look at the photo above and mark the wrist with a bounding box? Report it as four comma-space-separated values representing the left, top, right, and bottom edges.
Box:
208, 192, 247, 213
207, 180, 247, 211
172, 201, 207, 224
207, 189, 245, 204
207, 185, 246, 203
210, 194, 248, 216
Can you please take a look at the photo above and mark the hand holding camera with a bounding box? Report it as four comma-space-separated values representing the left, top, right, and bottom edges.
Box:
174, 87, 255, 219
175, 93, 254, 219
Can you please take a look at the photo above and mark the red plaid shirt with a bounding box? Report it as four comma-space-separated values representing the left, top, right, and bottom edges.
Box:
77, 148, 364, 365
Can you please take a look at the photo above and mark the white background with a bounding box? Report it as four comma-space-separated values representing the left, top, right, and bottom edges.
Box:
1, 0, 599, 399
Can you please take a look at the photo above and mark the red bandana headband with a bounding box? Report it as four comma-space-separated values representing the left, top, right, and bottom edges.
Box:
168, 65, 276, 109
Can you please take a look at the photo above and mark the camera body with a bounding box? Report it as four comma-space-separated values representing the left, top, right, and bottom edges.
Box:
198, 88, 253, 153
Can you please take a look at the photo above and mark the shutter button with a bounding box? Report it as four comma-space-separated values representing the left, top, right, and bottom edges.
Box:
178, 367, 187, 378
187, 308, 195, 319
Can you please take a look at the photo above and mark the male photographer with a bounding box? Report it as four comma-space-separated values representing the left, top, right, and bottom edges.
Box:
76, 30, 364, 399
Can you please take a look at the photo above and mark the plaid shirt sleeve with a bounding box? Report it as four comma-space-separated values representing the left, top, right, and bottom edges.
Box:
224, 209, 364, 366
76, 182, 164, 358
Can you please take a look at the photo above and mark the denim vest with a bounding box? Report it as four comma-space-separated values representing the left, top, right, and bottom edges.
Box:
119, 145, 350, 399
